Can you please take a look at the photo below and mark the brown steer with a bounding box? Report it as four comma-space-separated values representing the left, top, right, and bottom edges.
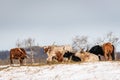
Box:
102, 42, 115, 60
10, 48, 27, 65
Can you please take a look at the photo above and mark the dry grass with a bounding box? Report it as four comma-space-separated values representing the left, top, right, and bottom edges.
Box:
1, 59, 120, 68
0, 66, 10, 71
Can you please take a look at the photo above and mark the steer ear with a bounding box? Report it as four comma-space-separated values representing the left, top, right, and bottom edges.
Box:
80, 48, 85, 53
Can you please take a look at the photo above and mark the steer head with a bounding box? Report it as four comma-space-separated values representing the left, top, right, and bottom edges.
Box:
44, 46, 52, 54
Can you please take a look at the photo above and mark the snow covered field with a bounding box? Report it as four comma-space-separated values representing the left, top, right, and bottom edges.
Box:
0, 61, 120, 80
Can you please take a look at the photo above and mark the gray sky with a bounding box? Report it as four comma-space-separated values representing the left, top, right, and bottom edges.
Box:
0, 0, 120, 51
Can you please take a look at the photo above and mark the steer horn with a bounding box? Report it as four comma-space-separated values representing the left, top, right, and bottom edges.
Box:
26, 55, 30, 58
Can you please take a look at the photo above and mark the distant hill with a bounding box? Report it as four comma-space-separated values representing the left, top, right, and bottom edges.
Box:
0, 50, 9, 60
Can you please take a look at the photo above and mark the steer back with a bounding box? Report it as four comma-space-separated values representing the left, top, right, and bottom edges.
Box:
75, 52, 99, 62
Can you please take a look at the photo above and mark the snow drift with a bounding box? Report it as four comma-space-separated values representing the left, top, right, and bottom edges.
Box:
0, 61, 120, 80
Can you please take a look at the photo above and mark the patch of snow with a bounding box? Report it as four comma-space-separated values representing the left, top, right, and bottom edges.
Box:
0, 61, 120, 80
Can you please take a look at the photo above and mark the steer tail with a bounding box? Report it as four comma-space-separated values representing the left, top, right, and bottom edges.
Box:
111, 45, 115, 60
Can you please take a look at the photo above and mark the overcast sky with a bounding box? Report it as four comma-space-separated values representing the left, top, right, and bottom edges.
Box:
0, 0, 120, 51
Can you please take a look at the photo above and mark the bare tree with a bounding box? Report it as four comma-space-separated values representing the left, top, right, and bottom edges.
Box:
24, 38, 35, 64
16, 38, 36, 64
72, 35, 89, 52
16, 39, 22, 48
106, 32, 120, 46
95, 32, 120, 46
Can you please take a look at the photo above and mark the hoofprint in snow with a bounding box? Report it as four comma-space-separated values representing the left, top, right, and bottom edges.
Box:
0, 61, 120, 80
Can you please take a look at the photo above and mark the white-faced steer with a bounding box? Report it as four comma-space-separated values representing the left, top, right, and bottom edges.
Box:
44, 45, 72, 63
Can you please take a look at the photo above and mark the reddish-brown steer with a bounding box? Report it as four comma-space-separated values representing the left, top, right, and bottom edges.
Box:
10, 48, 27, 65
102, 42, 115, 60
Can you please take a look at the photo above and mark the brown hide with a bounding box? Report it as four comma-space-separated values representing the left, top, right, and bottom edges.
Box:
55, 51, 63, 62
10, 48, 27, 65
102, 42, 114, 60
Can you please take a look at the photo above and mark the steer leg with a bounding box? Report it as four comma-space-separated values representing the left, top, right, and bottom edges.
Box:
10, 59, 13, 64
19, 59, 23, 66
98, 54, 101, 61
108, 53, 112, 61
104, 53, 108, 61
10, 58, 15, 66
10, 53, 14, 65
